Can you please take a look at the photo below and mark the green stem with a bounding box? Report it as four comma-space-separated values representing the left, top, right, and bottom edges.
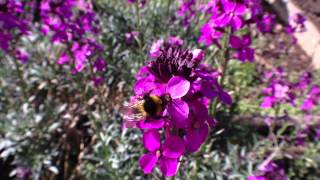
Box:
167, 0, 172, 22
211, 31, 231, 116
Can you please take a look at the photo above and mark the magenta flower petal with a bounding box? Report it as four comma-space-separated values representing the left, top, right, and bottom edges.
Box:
192, 100, 209, 121
248, 175, 268, 180
219, 91, 233, 105
229, 35, 242, 49
230, 16, 243, 30
139, 152, 158, 174
143, 129, 161, 152
185, 124, 209, 152
139, 118, 165, 129
260, 96, 275, 108
242, 35, 252, 46
159, 157, 179, 177
168, 99, 189, 127
192, 49, 205, 61
58, 53, 70, 65
300, 99, 314, 111
235, 4, 246, 15
200, 81, 219, 99
167, 76, 190, 99
162, 136, 185, 158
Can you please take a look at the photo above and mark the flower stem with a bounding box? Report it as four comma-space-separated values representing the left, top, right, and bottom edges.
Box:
211, 32, 231, 116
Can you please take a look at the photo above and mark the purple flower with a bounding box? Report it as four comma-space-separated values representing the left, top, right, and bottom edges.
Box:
149, 39, 164, 58
0, 0, 29, 52
255, 161, 287, 180
139, 130, 185, 177
178, 0, 196, 26
127, 0, 147, 7
198, 22, 223, 46
14, 49, 30, 64
256, 14, 276, 33
15, 166, 31, 180
39, 0, 106, 75
124, 43, 224, 176
93, 76, 104, 86
229, 35, 254, 62
125, 31, 139, 44
166, 76, 190, 127
93, 58, 107, 72
214, 1, 246, 30
292, 13, 306, 32
300, 86, 320, 111
248, 175, 267, 180
168, 36, 184, 47
183, 101, 211, 152
260, 68, 298, 109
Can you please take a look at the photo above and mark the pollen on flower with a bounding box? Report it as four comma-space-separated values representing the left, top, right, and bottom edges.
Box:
156, 150, 161, 158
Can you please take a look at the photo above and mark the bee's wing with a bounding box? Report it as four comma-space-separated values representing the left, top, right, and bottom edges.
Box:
120, 101, 145, 122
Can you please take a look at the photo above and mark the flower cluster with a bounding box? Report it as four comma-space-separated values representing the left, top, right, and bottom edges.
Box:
1, 0, 107, 84
260, 68, 318, 111
284, 13, 306, 45
39, 0, 106, 84
198, 0, 262, 61
300, 85, 320, 112
260, 68, 296, 109
0, 0, 30, 62
198, 0, 279, 62
177, 0, 196, 26
123, 39, 231, 176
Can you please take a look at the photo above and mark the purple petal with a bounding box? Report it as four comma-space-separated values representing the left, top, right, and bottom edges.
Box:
229, 35, 242, 49
162, 136, 185, 158
248, 175, 268, 180
167, 99, 189, 127
219, 91, 233, 105
260, 96, 275, 108
207, 117, 217, 128
139, 152, 158, 174
57, 53, 70, 65
215, 13, 231, 27
200, 81, 219, 99
242, 35, 252, 46
167, 76, 190, 99
223, 1, 236, 12
243, 48, 255, 62
191, 101, 209, 122
230, 16, 243, 30
185, 124, 209, 152
139, 118, 165, 129
300, 99, 314, 111
192, 49, 205, 62
159, 157, 179, 177
143, 129, 161, 152
234, 4, 246, 15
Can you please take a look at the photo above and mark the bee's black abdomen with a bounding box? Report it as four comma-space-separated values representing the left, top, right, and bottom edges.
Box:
143, 96, 159, 117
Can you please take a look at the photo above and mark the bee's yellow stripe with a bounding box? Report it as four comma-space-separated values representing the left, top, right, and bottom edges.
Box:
149, 95, 163, 116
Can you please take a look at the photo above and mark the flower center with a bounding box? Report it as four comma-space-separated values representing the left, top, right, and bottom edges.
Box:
147, 45, 198, 82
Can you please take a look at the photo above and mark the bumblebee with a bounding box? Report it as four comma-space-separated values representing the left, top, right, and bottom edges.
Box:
123, 94, 167, 122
